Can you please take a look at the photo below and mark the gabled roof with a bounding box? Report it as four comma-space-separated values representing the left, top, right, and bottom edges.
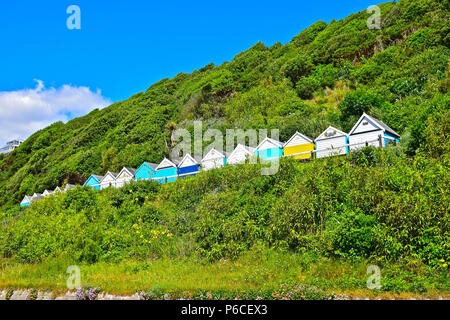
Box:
228, 144, 256, 159
92, 174, 104, 181
349, 113, 400, 137
156, 158, 178, 170
117, 167, 136, 178
100, 171, 118, 182
178, 153, 200, 168
31, 193, 43, 201
284, 132, 314, 147
21, 195, 31, 203
84, 174, 103, 186
255, 137, 284, 151
140, 162, 159, 171
53, 186, 62, 193
43, 189, 53, 196
64, 184, 75, 191
315, 126, 348, 141
202, 148, 226, 162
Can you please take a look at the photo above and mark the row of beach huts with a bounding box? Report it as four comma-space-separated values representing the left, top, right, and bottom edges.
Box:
20, 113, 399, 207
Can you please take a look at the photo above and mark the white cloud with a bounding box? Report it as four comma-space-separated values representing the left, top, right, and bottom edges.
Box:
0, 80, 111, 147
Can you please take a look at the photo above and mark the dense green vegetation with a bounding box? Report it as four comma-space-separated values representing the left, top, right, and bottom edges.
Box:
1, 0, 448, 208
1, 148, 448, 267
0, 0, 449, 295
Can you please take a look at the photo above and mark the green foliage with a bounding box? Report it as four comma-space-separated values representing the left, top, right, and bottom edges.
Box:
296, 77, 321, 99
338, 89, 388, 130
282, 53, 314, 85
1, 150, 448, 267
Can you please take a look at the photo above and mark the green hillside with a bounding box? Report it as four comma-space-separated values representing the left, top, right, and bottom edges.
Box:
0, 0, 449, 297
1, 0, 448, 209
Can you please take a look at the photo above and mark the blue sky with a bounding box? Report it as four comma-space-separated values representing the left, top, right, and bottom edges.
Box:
0, 0, 377, 145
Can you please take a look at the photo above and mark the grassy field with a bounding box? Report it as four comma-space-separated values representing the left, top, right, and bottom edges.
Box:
1, 250, 448, 299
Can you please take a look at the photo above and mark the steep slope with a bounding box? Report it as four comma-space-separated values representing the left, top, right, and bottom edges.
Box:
0, 0, 449, 211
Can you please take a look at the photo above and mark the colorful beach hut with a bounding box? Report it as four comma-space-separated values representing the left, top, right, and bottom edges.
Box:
255, 137, 284, 161
20, 195, 31, 207
283, 132, 315, 160
177, 154, 201, 178
84, 174, 103, 190
135, 162, 158, 181
153, 158, 179, 184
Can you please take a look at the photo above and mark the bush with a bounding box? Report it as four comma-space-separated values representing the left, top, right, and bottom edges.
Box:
296, 77, 321, 99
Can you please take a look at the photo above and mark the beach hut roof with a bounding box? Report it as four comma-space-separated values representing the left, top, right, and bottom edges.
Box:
156, 158, 179, 171
315, 126, 348, 141
255, 137, 284, 151
202, 148, 227, 162
178, 153, 200, 168
284, 132, 314, 147
349, 113, 400, 137
142, 162, 159, 170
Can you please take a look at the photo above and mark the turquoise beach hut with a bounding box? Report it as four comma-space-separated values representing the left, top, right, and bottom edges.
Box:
20, 195, 31, 207
153, 158, 179, 184
135, 162, 158, 181
255, 137, 284, 161
83, 174, 103, 190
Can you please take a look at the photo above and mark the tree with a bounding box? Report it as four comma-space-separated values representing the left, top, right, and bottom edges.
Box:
339, 89, 386, 120
282, 54, 314, 86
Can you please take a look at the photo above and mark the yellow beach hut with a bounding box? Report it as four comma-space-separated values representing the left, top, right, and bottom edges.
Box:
283, 132, 315, 160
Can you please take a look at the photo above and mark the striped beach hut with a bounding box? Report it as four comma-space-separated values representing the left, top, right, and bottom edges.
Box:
283, 132, 315, 160
315, 126, 349, 158
177, 154, 201, 178
201, 148, 227, 171
84, 174, 103, 190
227, 144, 256, 165
116, 167, 136, 188
153, 158, 179, 184
135, 162, 158, 181
255, 137, 284, 161
348, 113, 400, 150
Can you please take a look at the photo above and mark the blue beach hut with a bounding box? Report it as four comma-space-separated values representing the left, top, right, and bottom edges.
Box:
255, 137, 284, 161
153, 158, 179, 184
177, 154, 201, 178
20, 195, 31, 207
83, 174, 103, 190
135, 162, 158, 181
